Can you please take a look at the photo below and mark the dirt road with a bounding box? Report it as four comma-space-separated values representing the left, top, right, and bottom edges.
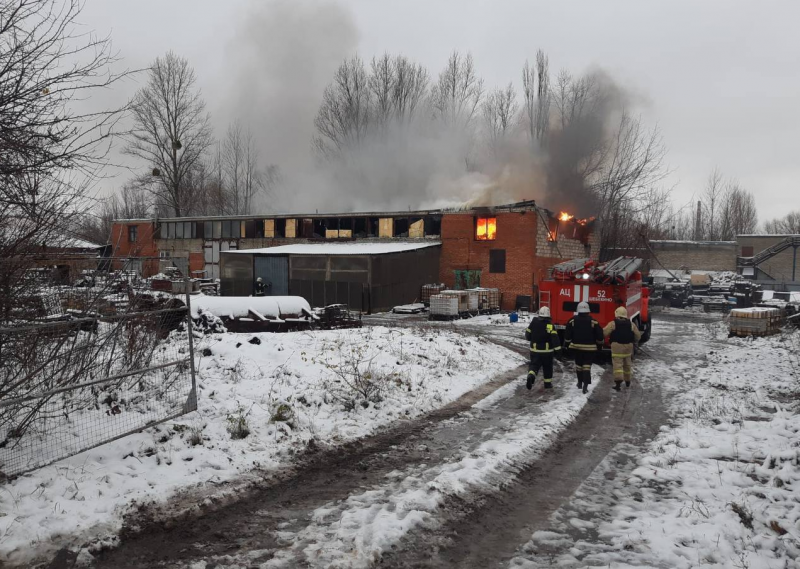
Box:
53, 311, 713, 569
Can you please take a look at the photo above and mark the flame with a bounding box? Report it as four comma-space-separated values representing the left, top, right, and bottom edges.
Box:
576, 216, 596, 226
476, 217, 497, 240
559, 212, 574, 222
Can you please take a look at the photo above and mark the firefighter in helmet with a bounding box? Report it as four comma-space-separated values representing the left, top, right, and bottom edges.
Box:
564, 301, 603, 394
524, 306, 562, 390
603, 306, 642, 391
254, 277, 266, 297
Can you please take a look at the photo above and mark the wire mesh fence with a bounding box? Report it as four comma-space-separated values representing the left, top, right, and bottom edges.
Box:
0, 277, 197, 478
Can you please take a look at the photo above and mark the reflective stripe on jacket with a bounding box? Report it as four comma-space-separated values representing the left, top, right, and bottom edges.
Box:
565, 314, 603, 351
525, 317, 562, 354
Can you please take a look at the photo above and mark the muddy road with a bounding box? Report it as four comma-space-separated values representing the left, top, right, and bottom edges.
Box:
57, 311, 714, 569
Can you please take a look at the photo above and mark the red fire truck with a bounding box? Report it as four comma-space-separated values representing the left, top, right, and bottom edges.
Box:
538, 257, 651, 347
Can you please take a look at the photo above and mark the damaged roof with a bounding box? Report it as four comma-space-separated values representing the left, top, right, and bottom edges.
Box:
223, 242, 442, 256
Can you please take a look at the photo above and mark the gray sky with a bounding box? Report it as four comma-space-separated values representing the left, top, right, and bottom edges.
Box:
81, 0, 800, 222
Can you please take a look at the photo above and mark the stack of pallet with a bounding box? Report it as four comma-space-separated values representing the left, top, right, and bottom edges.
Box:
729, 307, 782, 337
421, 283, 447, 306
429, 295, 460, 319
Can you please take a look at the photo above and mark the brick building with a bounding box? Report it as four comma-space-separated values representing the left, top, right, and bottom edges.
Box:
110, 220, 160, 276
111, 201, 600, 310
649, 240, 738, 272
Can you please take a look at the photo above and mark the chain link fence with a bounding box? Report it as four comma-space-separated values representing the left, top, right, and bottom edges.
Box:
0, 277, 197, 478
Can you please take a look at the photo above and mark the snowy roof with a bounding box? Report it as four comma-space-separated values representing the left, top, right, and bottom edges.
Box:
64, 238, 104, 249
225, 242, 442, 256
737, 233, 800, 238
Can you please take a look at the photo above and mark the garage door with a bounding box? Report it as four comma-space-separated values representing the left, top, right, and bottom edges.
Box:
254, 256, 289, 296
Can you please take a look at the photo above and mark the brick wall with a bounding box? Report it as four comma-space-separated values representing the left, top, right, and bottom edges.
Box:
110, 221, 159, 277
737, 235, 800, 282
439, 211, 598, 310
649, 240, 737, 272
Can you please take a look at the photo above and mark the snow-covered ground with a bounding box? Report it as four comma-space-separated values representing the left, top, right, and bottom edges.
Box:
0, 326, 521, 565
514, 319, 800, 568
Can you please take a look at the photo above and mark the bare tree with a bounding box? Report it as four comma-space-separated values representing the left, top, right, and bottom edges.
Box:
589, 111, 669, 251
482, 83, 518, 157
0, 0, 127, 321
430, 51, 484, 131
717, 181, 757, 239
125, 52, 214, 216
369, 54, 395, 129
392, 56, 429, 123
701, 168, 725, 240
522, 50, 550, 146
313, 56, 370, 158
764, 210, 800, 234
223, 122, 244, 214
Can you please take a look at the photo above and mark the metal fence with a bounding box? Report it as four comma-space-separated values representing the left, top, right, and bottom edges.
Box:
0, 287, 197, 478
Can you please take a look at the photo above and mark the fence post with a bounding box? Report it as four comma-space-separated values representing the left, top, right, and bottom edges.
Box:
184, 277, 198, 412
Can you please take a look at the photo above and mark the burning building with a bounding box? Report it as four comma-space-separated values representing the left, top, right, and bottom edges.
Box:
111, 200, 599, 311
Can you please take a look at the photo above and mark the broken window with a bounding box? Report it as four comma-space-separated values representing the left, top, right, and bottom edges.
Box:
222, 220, 233, 238
245, 220, 256, 238
274, 218, 286, 238
354, 217, 368, 238
203, 222, 212, 239
128, 225, 138, 242
476, 217, 497, 241
165, 222, 175, 239
424, 216, 442, 236
338, 217, 353, 238
489, 249, 506, 273
213, 221, 222, 239
395, 218, 409, 237
175, 222, 184, 239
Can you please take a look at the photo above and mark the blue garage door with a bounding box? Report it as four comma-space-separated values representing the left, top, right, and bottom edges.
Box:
254, 256, 289, 296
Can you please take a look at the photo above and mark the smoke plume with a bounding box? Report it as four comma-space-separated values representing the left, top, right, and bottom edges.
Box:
223, 3, 642, 217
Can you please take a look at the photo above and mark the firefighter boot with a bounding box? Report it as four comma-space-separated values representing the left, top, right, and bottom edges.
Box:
576, 378, 582, 389
613, 380, 622, 391
527, 372, 536, 390
582, 384, 588, 394
544, 380, 553, 389
625, 380, 631, 388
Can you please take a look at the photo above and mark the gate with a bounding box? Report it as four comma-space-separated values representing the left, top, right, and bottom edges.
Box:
255, 256, 289, 296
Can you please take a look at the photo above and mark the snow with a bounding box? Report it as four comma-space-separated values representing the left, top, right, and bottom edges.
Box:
512, 318, 800, 569
223, 242, 441, 256
189, 296, 312, 319
0, 326, 520, 565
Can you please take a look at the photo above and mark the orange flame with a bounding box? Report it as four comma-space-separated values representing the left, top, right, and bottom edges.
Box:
559, 212, 574, 222
476, 217, 497, 240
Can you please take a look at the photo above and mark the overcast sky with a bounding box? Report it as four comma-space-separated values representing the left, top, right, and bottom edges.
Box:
81, 0, 800, 222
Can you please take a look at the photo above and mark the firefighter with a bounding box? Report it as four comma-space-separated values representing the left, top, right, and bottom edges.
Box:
564, 301, 603, 394
524, 306, 561, 390
603, 306, 642, 391
254, 277, 266, 297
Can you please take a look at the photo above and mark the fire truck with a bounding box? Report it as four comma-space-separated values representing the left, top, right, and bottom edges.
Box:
538, 257, 651, 347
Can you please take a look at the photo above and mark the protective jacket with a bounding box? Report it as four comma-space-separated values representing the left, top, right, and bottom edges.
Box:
525, 317, 562, 354
603, 317, 642, 345
565, 314, 603, 351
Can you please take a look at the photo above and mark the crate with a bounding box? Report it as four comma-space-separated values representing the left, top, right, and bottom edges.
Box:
729, 307, 783, 337
470, 288, 501, 311
466, 290, 479, 312
440, 290, 470, 313
421, 283, 447, 306
429, 295, 459, 318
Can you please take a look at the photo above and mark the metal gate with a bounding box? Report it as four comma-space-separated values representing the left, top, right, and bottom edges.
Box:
255, 256, 289, 296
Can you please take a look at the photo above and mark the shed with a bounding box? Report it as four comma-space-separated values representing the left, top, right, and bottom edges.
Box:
220, 242, 441, 313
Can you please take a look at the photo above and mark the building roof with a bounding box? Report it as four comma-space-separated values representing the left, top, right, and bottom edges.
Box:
224, 242, 442, 256
737, 234, 800, 238
650, 240, 737, 245
112, 200, 542, 223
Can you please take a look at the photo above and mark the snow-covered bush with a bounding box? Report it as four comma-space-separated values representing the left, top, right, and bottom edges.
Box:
225, 403, 251, 440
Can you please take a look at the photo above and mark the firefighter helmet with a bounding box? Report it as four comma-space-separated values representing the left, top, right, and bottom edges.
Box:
577, 301, 590, 314
538, 306, 551, 318
257, 277, 263, 282
615, 306, 628, 318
